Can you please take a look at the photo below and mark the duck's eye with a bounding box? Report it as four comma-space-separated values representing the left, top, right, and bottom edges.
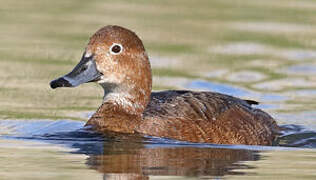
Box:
109, 43, 123, 55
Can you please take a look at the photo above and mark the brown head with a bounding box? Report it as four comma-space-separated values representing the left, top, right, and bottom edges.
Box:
50, 25, 152, 114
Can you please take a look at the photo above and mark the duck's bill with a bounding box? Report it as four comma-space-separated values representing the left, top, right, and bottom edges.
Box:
50, 53, 102, 89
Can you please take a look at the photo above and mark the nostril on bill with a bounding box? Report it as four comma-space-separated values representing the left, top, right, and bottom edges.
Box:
81, 66, 87, 72
50, 77, 73, 89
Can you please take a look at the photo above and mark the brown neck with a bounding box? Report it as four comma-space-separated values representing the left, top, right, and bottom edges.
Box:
87, 72, 152, 133
102, 86, 151, 115
101, 55, 152, 116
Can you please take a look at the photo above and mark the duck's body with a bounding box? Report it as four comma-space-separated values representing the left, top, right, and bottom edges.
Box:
86, 90, 278, 145
50, 25, 279, 145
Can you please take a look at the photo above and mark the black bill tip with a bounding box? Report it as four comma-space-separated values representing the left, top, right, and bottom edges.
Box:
50, 77, 73, 89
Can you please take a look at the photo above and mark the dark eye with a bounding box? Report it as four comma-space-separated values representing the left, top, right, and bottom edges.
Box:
112, 45, 121, 53
110, 43, 123, 55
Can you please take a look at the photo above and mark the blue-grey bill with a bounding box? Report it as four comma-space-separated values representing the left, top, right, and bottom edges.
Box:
50, 53, 102, 89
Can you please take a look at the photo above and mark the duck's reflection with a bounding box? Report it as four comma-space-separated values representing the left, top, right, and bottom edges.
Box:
6, 118, 259, 179
81, 141, 259, 179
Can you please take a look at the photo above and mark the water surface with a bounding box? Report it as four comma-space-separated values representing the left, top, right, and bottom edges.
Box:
1, 119, 316, 179
1, 0, 316, 179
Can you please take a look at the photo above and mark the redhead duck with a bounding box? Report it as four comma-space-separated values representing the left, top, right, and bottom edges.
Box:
50, 25, 279, 145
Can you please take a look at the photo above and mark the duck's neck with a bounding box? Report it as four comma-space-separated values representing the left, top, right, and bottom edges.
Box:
102, 90, 148, 115
85, 83, 151, 133
101, 76, 152, 115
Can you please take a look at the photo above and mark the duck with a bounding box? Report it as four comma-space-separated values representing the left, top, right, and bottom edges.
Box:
50, 25, 279, 145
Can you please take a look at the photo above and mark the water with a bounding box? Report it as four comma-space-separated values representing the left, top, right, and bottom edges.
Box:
0, 117, 316, 179
1, 0, 316, 179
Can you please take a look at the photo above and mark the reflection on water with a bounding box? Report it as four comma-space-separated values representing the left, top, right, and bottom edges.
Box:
1, 120, 259, 179
86, 142, 257, 179
1, 120, 316, 179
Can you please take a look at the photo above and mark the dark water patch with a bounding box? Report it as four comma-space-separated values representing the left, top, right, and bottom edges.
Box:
278, 124, 316, 148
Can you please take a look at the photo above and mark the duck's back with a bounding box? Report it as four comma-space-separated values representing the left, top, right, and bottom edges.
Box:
137, 90, 279, 145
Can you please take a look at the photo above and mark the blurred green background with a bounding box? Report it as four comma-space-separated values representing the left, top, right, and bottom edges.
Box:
1, 0, 316, 123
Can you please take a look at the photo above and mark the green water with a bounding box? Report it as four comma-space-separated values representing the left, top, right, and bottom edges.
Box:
1, 0, 316, 179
